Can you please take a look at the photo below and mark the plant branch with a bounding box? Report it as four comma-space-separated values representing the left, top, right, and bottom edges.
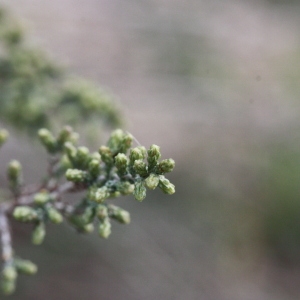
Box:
0, 208, 13, 263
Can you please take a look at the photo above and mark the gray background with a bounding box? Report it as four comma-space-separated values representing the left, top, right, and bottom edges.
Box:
1, 0, 300, 299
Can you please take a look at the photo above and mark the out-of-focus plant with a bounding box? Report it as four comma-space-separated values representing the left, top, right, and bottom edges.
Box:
262, 147, 300, 265
0, 8, 176, 295
0, 8, 122, 133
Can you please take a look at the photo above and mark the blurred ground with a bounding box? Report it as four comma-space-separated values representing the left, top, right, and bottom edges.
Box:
1, 0, 300, 299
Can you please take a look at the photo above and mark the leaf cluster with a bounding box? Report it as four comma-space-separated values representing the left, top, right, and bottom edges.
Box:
0, 127, 175, 295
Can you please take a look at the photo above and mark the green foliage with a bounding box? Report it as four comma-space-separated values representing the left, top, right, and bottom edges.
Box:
0, 7, 176, 295
262, 147, 300, 264
0, 8, 122, 133
0, 127, 175, 295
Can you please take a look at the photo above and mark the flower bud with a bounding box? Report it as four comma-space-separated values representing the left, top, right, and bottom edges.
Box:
32, 223, 46, 245
129, 147, 144, 164
136, 146, 147, 159
109, 205, 131, 224
115, 153, 128, 176
80, 206, 95, 224
13, 206, 38, 222
57, 126, 72, 143
133, 181, 147, 202
96, 205, 108, 220
7, 160, 22, 191
158, 176, 175, 195
107, 129, 124, 152
88, 158, 101, 178
47, 207, 63, 224
34, 192, 51, 205
89, 186, 109, 203
90, 152, 101, 161
2, 265, 17, 281
14, 259, 38, 275
156, 159, 175, 174
75, 146, 90, 168
147, 144, 161, 169
144, 173, 159, 190
0, 129, 9, 148
1, 278, 16, 295
99, 146, 113, 165
65, 169, 87, 183
38, 128, 57, 153
7, 160, 22, 179
57, 126, 78, 146
119, 134, 133, 154
82, 223, 94, 234
133, 160, 148, 177
98, 218, 111, 238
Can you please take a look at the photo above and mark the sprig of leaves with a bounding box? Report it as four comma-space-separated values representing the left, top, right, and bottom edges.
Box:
0, 127, 175, 295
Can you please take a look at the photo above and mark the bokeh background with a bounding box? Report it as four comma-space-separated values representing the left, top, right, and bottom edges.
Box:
1, 0, 300, 299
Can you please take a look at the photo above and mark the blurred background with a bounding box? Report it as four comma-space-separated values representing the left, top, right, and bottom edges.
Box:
1, 0, 300, 299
